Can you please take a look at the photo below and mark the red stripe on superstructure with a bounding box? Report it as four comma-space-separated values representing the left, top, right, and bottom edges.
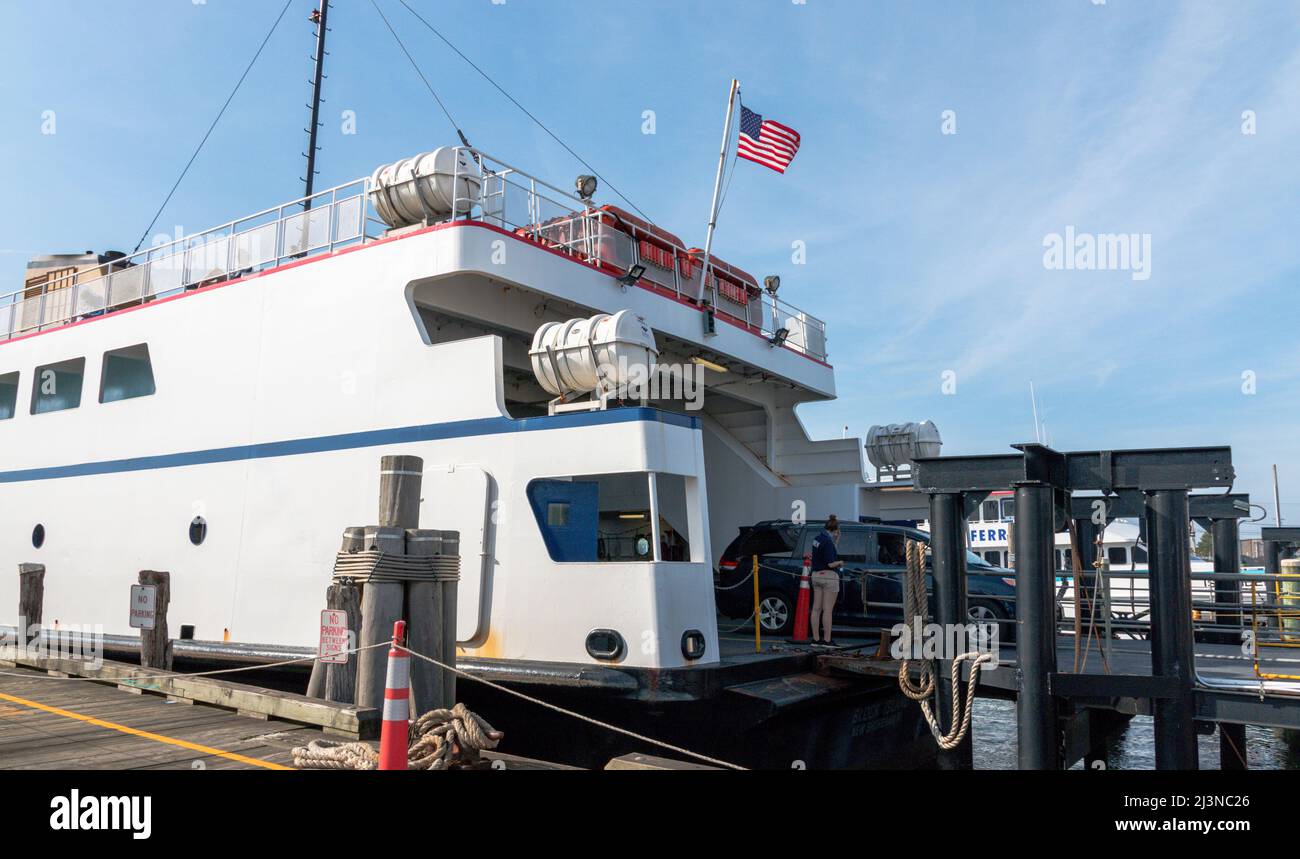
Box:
0, 220, 831, 368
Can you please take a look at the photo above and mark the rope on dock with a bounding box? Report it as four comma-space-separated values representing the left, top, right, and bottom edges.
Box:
292, 739, 380, 770
899, 540, 993, 751
0, 641, 392, 685
291, 703, 503, 770
408, 704, 503, 769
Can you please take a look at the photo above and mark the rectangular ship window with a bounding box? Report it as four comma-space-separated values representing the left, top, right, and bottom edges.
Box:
528, 472, 695, 563
0, 372, 17, 420
100, 343, 156, 403
30, 358, 85, 415
653, 473, 693, 562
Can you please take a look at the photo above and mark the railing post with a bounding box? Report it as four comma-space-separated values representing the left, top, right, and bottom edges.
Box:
928, 491, 972, 770
1014, 482, 1060, 770
1146, 489, 1199, 770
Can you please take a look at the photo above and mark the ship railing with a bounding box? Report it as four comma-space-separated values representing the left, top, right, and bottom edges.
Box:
1, 149, 829, 363
0, 179, 377, 342
449, 146, 829, 362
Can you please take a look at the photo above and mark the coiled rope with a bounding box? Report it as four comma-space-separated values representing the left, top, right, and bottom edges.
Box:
292, 702, 503, 770
898, 540, 993, 751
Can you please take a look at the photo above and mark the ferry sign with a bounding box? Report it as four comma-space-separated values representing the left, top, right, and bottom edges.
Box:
318, 610, 350, 664
129, 585, 157, 630
968, 525, 1010, 547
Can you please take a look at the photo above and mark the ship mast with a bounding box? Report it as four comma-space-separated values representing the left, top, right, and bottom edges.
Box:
303, 0, 330, 209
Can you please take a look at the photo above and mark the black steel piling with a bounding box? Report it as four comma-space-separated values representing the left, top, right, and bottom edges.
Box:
1146, 489, 1199, 770
928, 491, 973, 769
1015, 482, 1060, 770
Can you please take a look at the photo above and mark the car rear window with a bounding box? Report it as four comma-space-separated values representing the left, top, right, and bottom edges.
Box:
729, 526, 797, 560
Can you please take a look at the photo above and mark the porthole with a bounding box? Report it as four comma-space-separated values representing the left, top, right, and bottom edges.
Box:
189, 516, 208, 546
32, 524, 45, 549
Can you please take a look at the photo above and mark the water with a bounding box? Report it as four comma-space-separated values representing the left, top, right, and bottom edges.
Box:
971, 698, 1300, 769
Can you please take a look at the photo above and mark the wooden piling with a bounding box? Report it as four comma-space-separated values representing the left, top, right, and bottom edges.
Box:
405, 529, 447, 713
18, 564, 44, 647
378, 455, 423, 532
356, 457, 423, 711
306, 660, 325, 699
308, 529, 369, 698
340, 526, 366, 553
138, 570, 173, 671
325, 581, 361, 705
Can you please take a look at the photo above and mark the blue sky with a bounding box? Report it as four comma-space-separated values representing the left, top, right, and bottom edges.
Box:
2, 1, 1297, 534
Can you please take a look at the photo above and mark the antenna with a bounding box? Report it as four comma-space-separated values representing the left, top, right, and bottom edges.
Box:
1029, 382, 1043, 444
303, 0, 330, 209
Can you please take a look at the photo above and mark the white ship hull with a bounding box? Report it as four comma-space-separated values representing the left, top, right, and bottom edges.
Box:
1, 182, 858, 670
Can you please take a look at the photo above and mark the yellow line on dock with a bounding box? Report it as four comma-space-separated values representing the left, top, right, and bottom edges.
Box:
0, 691, 293, 770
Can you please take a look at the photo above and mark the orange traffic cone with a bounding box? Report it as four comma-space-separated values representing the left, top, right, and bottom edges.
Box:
791, 554, 812, 644
378, 620, 410, 771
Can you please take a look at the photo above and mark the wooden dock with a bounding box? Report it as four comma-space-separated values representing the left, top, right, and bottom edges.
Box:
0, 665, 581, 770
0, 666, 317, 769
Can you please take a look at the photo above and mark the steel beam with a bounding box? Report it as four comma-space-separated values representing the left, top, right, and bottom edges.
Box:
1072, 493, 1250, 522
915, 446, 1233, 494
1261, 527, 1300, 545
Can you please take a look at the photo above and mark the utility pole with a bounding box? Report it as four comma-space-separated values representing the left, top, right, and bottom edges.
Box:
303, 0, 330, 209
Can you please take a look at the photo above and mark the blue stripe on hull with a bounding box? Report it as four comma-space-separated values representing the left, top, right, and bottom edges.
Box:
0, 408, 700, 484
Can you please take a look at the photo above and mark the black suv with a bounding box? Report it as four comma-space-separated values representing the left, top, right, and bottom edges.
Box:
714, 520, 1017, 639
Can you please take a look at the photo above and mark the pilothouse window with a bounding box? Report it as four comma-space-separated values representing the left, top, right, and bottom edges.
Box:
528, 472, 695, 563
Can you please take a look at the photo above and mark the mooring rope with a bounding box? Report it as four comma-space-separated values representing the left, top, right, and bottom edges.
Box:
898, 540, 992, 751
399, 644, 747, 770
0, 641, 391, 684
292, 703, 503, 770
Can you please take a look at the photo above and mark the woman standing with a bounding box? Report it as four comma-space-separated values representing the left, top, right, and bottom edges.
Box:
809, 515, 844, 647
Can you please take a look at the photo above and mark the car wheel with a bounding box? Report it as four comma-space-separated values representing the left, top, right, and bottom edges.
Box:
969, 599, 1014, 644
758, 591, 794, 636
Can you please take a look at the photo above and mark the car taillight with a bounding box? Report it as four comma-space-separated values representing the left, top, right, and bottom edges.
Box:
719, 559, 739, 571
1002, 577, 1016, 587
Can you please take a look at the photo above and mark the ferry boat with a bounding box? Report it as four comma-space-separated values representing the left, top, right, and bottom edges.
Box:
964, 490, 1218, 627
0, 143, 934, 767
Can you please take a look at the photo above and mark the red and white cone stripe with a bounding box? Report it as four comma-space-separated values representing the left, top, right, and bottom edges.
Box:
378, 620, 410, 771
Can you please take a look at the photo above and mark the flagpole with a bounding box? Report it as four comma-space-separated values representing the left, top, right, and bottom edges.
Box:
700, 79, 739, 307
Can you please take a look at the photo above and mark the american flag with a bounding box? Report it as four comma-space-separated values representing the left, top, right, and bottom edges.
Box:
737, 105, 801, 174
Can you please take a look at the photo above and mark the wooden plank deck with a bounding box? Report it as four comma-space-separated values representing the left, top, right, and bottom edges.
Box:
0, 667, 325, 769
0, 667, 577, 770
